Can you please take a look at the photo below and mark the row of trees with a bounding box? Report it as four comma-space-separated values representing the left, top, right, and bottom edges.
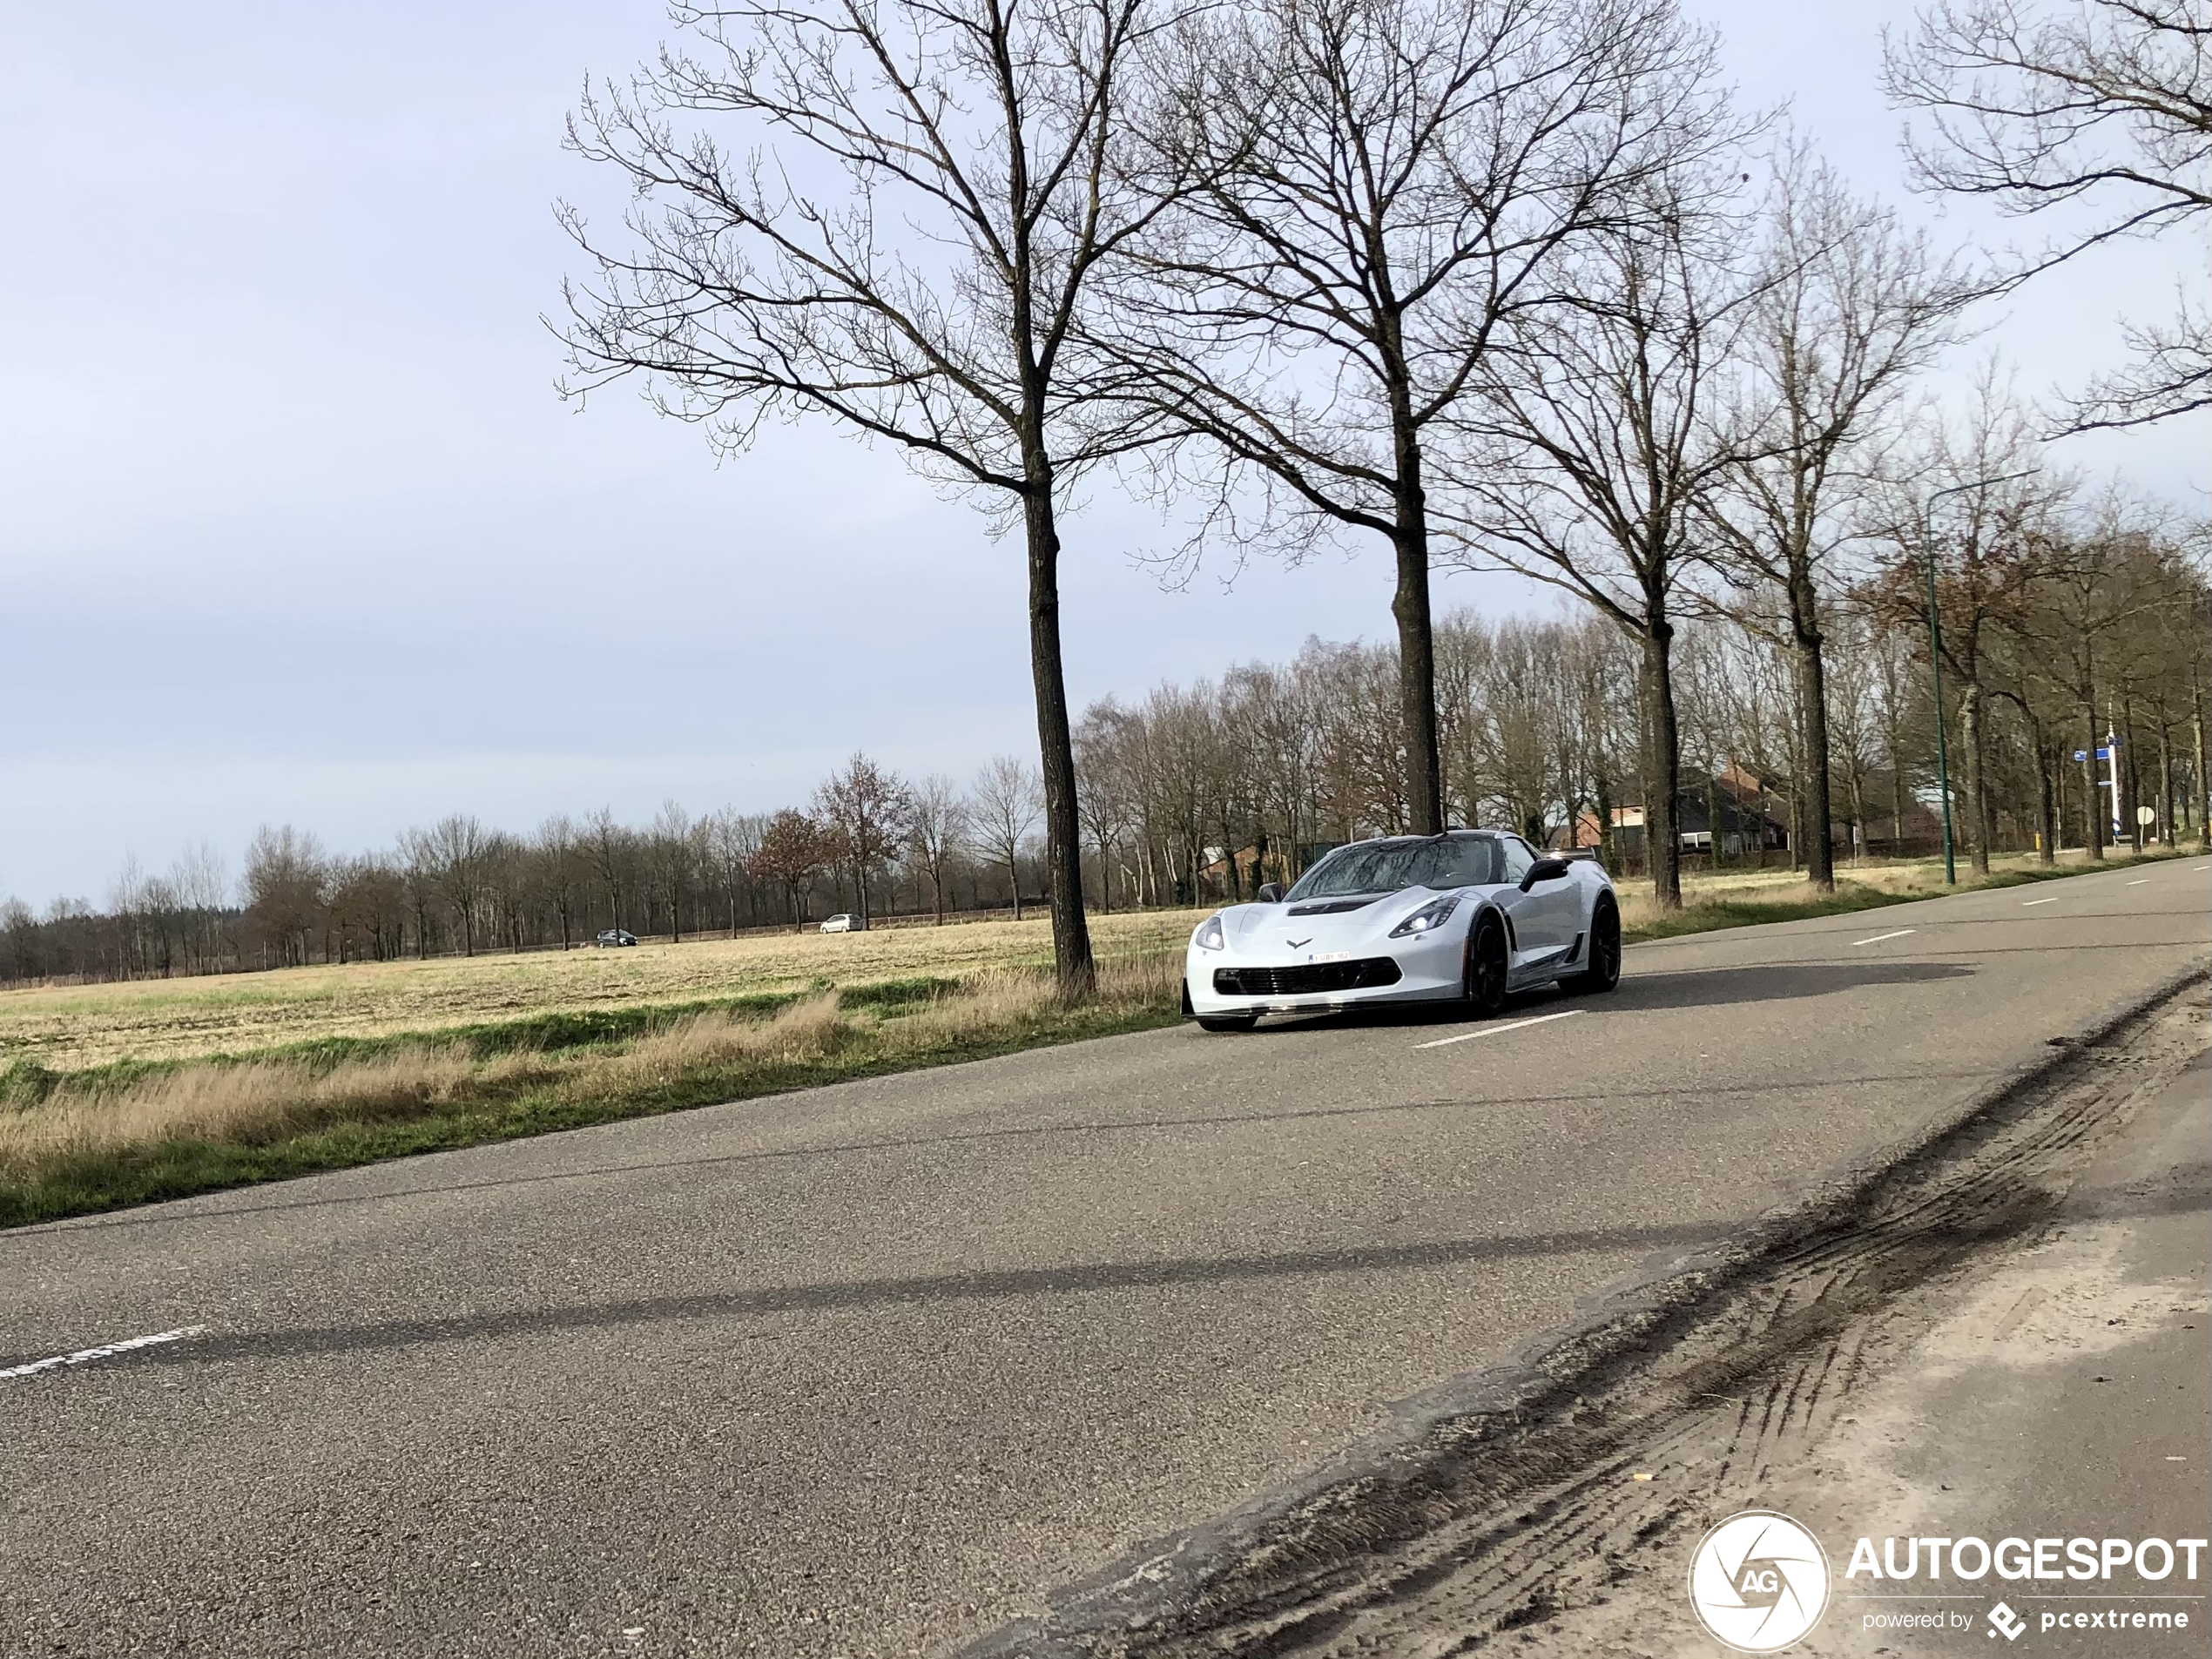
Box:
7, 499, 2201, 987
0, 760, 1056, 984
556, 0, 2210, 993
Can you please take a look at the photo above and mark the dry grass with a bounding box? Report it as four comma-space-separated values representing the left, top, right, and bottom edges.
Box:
0, 909, 1204, 1071
0, 954, 1183, 1207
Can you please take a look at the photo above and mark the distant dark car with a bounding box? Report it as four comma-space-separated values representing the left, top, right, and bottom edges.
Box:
595, 928, 638, 948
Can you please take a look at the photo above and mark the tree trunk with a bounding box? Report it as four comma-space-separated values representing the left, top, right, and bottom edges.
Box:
1391, 505, 1443, 836
1020, 471, 1095, 994
2035, 734, 2057, 865
1788, 580, 1836, 891
1959, 679, 1992, 876
2185, 694, 2202, 849
1638, 621, 1683, 909
2158, 722, 2175, 848
2081, 697, 2103, 860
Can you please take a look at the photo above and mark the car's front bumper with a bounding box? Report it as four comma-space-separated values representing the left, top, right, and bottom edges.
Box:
1184, 930, 1465, 1016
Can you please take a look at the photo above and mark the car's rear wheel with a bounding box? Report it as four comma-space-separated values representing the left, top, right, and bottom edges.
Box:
1466, 914, 1510, 1016
1566, 894, 1622, 995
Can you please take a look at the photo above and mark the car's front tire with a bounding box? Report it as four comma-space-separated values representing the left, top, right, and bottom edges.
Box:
1565, 894, 1622, 995
1466, 914, 1510, 1015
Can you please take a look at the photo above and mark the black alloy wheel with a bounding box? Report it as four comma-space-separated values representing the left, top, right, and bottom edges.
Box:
1567, 894, 1622, 995
1466, 914, 1510, 1016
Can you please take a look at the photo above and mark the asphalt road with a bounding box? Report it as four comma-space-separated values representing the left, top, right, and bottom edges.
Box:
4, 858, 2207, 1659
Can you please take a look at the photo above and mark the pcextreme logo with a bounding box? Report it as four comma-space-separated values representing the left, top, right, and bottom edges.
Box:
1687, 1510, 1833, 1653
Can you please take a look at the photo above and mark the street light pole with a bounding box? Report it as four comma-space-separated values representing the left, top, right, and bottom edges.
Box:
1919, 468, 2039, 886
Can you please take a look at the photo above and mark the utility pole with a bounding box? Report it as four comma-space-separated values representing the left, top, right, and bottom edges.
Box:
1920, 469, 2039, 885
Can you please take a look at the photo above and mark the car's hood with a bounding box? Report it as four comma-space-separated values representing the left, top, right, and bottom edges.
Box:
1217, 888, 1464, 955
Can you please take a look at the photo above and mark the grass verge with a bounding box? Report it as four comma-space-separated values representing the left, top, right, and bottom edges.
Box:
0, 961, 1177, 1229
2, 846, 2191, 1228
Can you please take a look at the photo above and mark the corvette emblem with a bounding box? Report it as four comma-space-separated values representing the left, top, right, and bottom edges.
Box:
1286, 936, 1312, 949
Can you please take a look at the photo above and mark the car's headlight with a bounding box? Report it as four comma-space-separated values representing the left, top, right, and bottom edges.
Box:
1388, 894, 1463, 938
1194, 914, 1227, 951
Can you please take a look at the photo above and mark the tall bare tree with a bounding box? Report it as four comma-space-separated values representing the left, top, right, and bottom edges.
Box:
1865, 373, 2072, 874
1884, 0, 2212, 428
1447, 176, 1751, 907
559, 0, 1186, 995
1702, 143, 1975, 889
1115, 0, 1735, 833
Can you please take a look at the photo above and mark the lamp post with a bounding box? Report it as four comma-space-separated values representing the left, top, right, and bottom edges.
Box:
1920, 469, 2039, 885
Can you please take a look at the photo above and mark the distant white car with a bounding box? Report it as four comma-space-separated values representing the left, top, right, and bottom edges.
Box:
1183, 830, 1620, 1032
819, 914, 861, 934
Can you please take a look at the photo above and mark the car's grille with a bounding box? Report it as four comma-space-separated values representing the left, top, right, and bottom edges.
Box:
1213, 958, 1404, 997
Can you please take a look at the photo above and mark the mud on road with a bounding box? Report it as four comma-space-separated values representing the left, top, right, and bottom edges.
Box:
968, 971, 2211, 1658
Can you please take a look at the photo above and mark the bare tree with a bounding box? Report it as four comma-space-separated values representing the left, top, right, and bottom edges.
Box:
242, 825, 327, 968
423, 813, 491, 956
971, 756, 1043, 919
557, 0, 1189, 995
1884, 0, 2212, 428
536, 814, 583, 948
813, 754, 914, 927
907, 774, 969, 924
1865, 372, 2072, 874
1447, 177, 1751, 907
1701, 142, 1976, 889
1116, 0, 1735, 834
649, 799, 697, 941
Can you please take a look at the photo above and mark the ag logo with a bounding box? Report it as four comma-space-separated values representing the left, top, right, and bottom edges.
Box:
1686, 1510, 1831, 1652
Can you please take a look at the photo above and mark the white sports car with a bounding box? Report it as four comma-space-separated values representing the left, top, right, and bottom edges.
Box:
1182, 830, 1621, 1032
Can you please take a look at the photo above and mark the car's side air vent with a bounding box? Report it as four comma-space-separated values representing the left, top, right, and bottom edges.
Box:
1285, 898, 1377, 916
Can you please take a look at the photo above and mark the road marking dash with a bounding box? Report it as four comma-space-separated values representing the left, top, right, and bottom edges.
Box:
1852, 928, 1915, 946
1415, 1008, 1584, 1050
0, 1325, 207, 1381
2021, 896, 2059, 907
2128, 878, 2148, 886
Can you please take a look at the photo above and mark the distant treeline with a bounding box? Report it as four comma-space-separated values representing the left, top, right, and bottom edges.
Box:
6, 533, 2205, 990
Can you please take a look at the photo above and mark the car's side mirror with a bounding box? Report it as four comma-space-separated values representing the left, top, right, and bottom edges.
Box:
1255, 882, 1285, 904
1520, 857, 1569, 892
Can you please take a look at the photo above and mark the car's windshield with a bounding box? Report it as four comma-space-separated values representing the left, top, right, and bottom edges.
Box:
1284, 835, 1500, 900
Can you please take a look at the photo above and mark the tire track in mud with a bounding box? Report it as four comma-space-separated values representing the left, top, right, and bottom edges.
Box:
962, 971, 2210, 1659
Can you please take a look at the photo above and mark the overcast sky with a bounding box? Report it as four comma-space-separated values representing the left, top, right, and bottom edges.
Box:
3, 0, 2203, 907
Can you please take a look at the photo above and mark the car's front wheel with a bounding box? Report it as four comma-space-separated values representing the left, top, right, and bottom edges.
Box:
1466, 914, 1510, 1016
1565, 894, 1622, 995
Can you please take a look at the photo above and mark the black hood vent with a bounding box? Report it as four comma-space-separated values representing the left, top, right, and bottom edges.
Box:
1285, 897, 1379, 916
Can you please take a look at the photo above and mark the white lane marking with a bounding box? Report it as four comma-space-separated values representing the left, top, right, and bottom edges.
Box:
1852, 928, 1916, 946
2196, 864, 2210, 873
2128, 878, 2148, 886
0, 1324, 207, 1381
2021, 896, 2059, 907
1415, 1008, 1585, 1050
